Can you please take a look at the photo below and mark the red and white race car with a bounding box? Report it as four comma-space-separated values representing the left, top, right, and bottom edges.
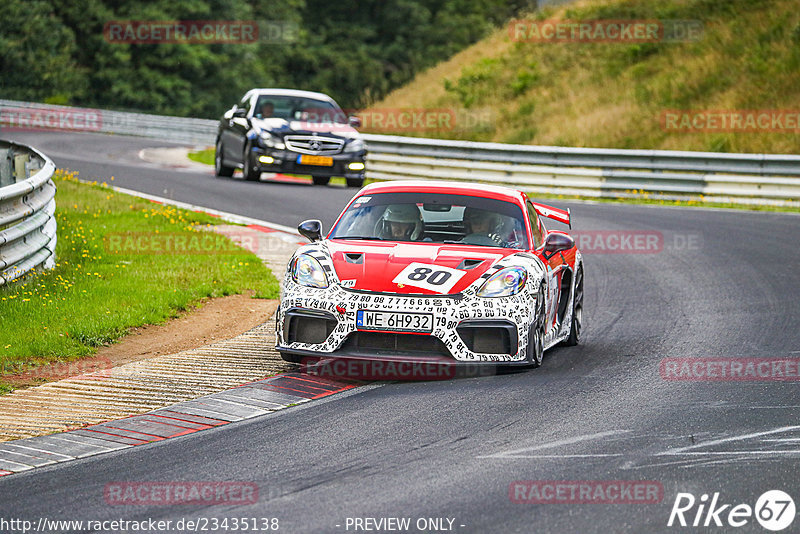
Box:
276, 181, 583, 370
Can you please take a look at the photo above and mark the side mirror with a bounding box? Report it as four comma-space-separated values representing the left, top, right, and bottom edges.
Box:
348, 116, 362, 128
298, 219, 323, 242
233, 108, 248, 118
223, 105, 236, 120
543, 232, 575, 260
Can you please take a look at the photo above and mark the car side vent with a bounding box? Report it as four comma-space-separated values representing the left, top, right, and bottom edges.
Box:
345, 253, 364, 264
457, 259, 484, 270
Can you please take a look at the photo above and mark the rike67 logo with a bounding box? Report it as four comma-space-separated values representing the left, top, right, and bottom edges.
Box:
668, 490, 795, 531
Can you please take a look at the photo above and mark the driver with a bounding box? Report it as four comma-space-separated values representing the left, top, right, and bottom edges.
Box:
377, 204, 423, 241
258, 102, 274, 118
462, 207, 503, 246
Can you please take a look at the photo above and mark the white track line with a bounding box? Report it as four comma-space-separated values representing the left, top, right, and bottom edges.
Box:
477, 430, 630, 459
657, 425, 800, 455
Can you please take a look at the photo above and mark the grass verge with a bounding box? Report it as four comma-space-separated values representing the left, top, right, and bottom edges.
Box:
187, 147, 215, 166
0, 169, 280, 393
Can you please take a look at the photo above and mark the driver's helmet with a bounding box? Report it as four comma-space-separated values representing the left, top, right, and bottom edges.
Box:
377, 204, 423, 240
463, 207, 500, 233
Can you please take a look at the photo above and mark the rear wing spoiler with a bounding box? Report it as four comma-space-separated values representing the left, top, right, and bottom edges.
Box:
531, 202, 571, 228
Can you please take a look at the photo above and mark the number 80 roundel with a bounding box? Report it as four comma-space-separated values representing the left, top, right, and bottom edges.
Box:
276, 180, 584, 375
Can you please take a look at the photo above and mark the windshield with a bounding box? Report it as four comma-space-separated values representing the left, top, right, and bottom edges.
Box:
329, 192, 529, 249
253, 95, 345, 123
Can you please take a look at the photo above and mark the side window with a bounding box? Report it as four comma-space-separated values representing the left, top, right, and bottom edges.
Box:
527, 202, 544, 248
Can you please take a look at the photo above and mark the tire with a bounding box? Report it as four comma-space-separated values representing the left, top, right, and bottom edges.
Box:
243, 143, 261, 181
562, 266, 583, 346
526, 284, 546, 367
312, 175, 331, 186
214, 140, 234, 177
346, 177, 364, 188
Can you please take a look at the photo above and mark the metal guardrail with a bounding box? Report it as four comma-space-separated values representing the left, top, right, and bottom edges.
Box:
360, 135, 800, 206
0, 99, 216, 145
2, 99, 798, 206
0, 141, 57, 285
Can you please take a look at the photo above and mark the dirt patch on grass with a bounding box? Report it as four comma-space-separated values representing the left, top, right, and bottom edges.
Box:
3, 293, 278, 390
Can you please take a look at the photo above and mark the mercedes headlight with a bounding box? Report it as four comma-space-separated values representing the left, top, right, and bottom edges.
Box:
292, 254, 329, 288
477, 267, 527, 297
343, 138, 365, 153
259, 131, 285, 150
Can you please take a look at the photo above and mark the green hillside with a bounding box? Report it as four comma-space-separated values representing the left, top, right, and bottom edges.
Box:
365, 0, 800, 154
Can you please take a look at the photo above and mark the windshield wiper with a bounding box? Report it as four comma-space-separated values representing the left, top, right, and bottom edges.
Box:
333, 236, 384, 241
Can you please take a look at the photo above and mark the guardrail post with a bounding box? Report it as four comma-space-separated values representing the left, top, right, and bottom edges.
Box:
14, 153, 30, 181
26, 154, 42, 176
0, 148, 12, 187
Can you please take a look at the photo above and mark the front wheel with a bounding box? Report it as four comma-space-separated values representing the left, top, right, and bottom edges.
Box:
562, 266, 583, 346
312, 175, 331, 186
243, 144, 261, 181
215, 141, 234, 177
526, 285, 546, 368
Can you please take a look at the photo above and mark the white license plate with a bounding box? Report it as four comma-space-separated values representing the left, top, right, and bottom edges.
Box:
356, 310, 433, 333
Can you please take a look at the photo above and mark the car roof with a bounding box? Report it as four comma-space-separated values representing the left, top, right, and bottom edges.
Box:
357, 180, 527, 204
243, 88, 337, 103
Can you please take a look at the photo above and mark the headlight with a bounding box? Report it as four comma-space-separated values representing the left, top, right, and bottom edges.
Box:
477, 267, 527, 297
343, 138, 365, 153
292, 254, 328, 288
259, 131, 285, 150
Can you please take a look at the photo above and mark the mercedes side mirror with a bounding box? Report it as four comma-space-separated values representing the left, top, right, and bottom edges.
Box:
543, 232, 575, 260
348, 116, 362, 128
298, 219, 323, 242
233, 108, 248, 118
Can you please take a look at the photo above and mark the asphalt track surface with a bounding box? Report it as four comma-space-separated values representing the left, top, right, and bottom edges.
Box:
2, 131, 800, 533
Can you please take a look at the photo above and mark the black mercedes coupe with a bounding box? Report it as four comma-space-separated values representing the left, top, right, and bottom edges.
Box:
215, 88, 366, 187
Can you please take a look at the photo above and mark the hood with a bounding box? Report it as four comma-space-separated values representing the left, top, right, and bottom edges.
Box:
325, 240, 519, 295
252, 117, 358, 137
